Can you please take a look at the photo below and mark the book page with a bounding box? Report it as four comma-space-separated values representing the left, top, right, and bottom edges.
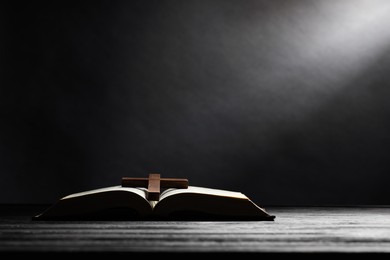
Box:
34, 185, 154, 220
159, 186, 248, 201
62, 185, 147, 200
154, 185, 275, 220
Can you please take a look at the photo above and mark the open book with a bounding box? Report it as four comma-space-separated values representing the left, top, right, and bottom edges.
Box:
33, 185, 275, 221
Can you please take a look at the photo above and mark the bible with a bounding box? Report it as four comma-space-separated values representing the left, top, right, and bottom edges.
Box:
33, 174, 275, 221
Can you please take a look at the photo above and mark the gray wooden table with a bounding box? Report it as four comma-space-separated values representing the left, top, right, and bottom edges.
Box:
1, 205, 390, 255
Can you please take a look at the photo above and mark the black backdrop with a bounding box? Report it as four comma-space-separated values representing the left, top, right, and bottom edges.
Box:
2, 0, 390, 205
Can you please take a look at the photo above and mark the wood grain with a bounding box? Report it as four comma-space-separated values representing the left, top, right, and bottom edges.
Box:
1, 205, 390, 254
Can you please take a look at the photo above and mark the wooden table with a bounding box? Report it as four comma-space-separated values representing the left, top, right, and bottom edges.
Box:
1, 205, 390, 255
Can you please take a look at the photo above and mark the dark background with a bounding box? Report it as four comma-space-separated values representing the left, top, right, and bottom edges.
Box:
2, 0, 390, 206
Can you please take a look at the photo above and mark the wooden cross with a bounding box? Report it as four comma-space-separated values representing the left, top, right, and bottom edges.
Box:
121, 173, 189, 201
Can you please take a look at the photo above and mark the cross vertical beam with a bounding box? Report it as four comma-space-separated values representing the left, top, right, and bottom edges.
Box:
146, 173, 161, 201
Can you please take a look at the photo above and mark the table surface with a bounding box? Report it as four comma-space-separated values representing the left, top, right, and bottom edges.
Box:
1, 205, 390, 255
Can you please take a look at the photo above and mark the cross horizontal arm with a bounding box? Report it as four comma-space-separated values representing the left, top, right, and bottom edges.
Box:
121, 177, 149, 188
121, 177, 189, 189
160, 178, 189, 188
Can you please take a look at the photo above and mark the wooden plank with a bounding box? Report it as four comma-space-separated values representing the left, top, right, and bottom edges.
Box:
1, 206, 390, 254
